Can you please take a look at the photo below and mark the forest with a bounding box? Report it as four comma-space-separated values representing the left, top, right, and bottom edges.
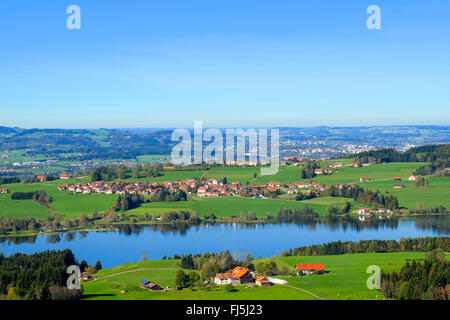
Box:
282, 237, 450, 257
380, 249, 449, 300
0, 249, 83, 300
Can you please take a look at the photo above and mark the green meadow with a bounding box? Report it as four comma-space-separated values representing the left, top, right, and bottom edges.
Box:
254, 252, 450, 300
82, 259, 315, 300
0, 162, 448, 222
125, 196, 355, 217
82, 252, 448, 300
0, 178, 115, 220
312, 162, 426, 185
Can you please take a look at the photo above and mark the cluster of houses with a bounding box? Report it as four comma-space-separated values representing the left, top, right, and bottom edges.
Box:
354, 208, 393, 215
57, 178, 327, 199
213, 263, 328, 288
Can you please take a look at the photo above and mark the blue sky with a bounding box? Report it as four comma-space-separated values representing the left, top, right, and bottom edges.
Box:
0, 0, 449, 128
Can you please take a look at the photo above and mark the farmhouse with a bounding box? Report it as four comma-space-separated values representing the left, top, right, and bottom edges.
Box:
357, 208, 372, 215
359, 177, 371, 182
139, 279, 163, 291
294, 264, 326, 276
231, 266, 254, 284
255, 276, 272, 287
408, 175, 417, 181
80, 272, 91, 281
214, 273, 240, 285
314, 168, 323, 175
0, 188, 9, 194
394, 184, 406, 189
393, 177, 402, 181
60, 173, 73, 180
267, 182, 281, 188
36, 176, 46, 182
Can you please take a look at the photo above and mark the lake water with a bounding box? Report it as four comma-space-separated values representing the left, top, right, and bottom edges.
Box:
1, 216, 448, 268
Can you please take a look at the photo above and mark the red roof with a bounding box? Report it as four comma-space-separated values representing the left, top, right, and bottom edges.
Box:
295, 263, 325, 271
231, 266, 249, 278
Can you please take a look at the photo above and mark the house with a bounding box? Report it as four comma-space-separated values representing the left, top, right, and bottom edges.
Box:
359, 177, 371, 182
231, 266, 254, 284
408, 175, 417, 181
0, 188, 9, 194
60, 173, 73, 180
314, 169, 323, 175
357, 208, 372, 215
36, 176, 46, 182
394, 184, 405, 189
214, 273, 240, 286
80, 272, 91, 281
139, 279, 163, 291
255, 276, 273, 287
163, 166, 175, 170
331, 163, 344, 168
393, 177, 402, 182
267, 182, 281, 188
294, 264, 326, 276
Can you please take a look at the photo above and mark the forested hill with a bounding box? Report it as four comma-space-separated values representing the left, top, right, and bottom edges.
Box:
344, 144, 450, 176
0, 128, 175, 161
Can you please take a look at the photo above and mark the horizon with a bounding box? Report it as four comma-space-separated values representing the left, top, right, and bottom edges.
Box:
1, 124, 450, 130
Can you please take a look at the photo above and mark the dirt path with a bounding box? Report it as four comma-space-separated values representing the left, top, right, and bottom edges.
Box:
92, 268, 178, 282
282, 284, 326, 300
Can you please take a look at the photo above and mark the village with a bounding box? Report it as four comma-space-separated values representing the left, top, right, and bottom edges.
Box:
56, 176, 329, 199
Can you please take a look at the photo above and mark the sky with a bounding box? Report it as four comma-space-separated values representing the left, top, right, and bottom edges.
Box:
0, 0, 449, 129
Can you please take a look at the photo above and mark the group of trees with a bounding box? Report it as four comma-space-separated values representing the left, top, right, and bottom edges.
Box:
301, 160, 320, 179
10, 190, 51, 207
112, 190, 187, 213
0, 214, 94, 234
148, 190, 187, 203
0, 249, 83, 300
324, 185, 399, 210
178, 251, 254, 282
326, 202, 352, 216
0, 177, 20, 185
414, 175, 429, 187
276, 206, 319, 220
91, 164, 162, 181
380, 249, 449, 300
407, 205, 448, 215
113, 193, 145, 212
174, 270, 201, 290
282, 237, 450, 257
22, 174, 58, 184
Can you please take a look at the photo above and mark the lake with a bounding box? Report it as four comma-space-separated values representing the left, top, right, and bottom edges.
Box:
0, 216, 448, 268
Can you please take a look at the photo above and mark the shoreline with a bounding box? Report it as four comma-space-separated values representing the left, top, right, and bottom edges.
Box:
0, 212, 448, 239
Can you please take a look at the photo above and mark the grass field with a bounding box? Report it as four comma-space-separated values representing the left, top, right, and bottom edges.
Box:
255, 252, 450, 300
82, 259, 314, 300
310, 163, 450, 209
82, 252, 448, 300
0, 178, 115, 219
126, 196, 357, 217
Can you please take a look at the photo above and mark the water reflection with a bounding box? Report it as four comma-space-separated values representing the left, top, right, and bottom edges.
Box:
1, 216, 447, 246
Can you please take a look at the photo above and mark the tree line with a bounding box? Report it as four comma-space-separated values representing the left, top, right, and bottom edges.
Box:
282, 237, 450, 257
91, 164, 162, 181
324, 184, 399, 210
0, 249, 82, 300
11, 190, 51, 207
380, 249, 449, 300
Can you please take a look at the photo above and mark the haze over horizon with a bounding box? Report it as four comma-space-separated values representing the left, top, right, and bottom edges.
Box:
1, 0, 449, 128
